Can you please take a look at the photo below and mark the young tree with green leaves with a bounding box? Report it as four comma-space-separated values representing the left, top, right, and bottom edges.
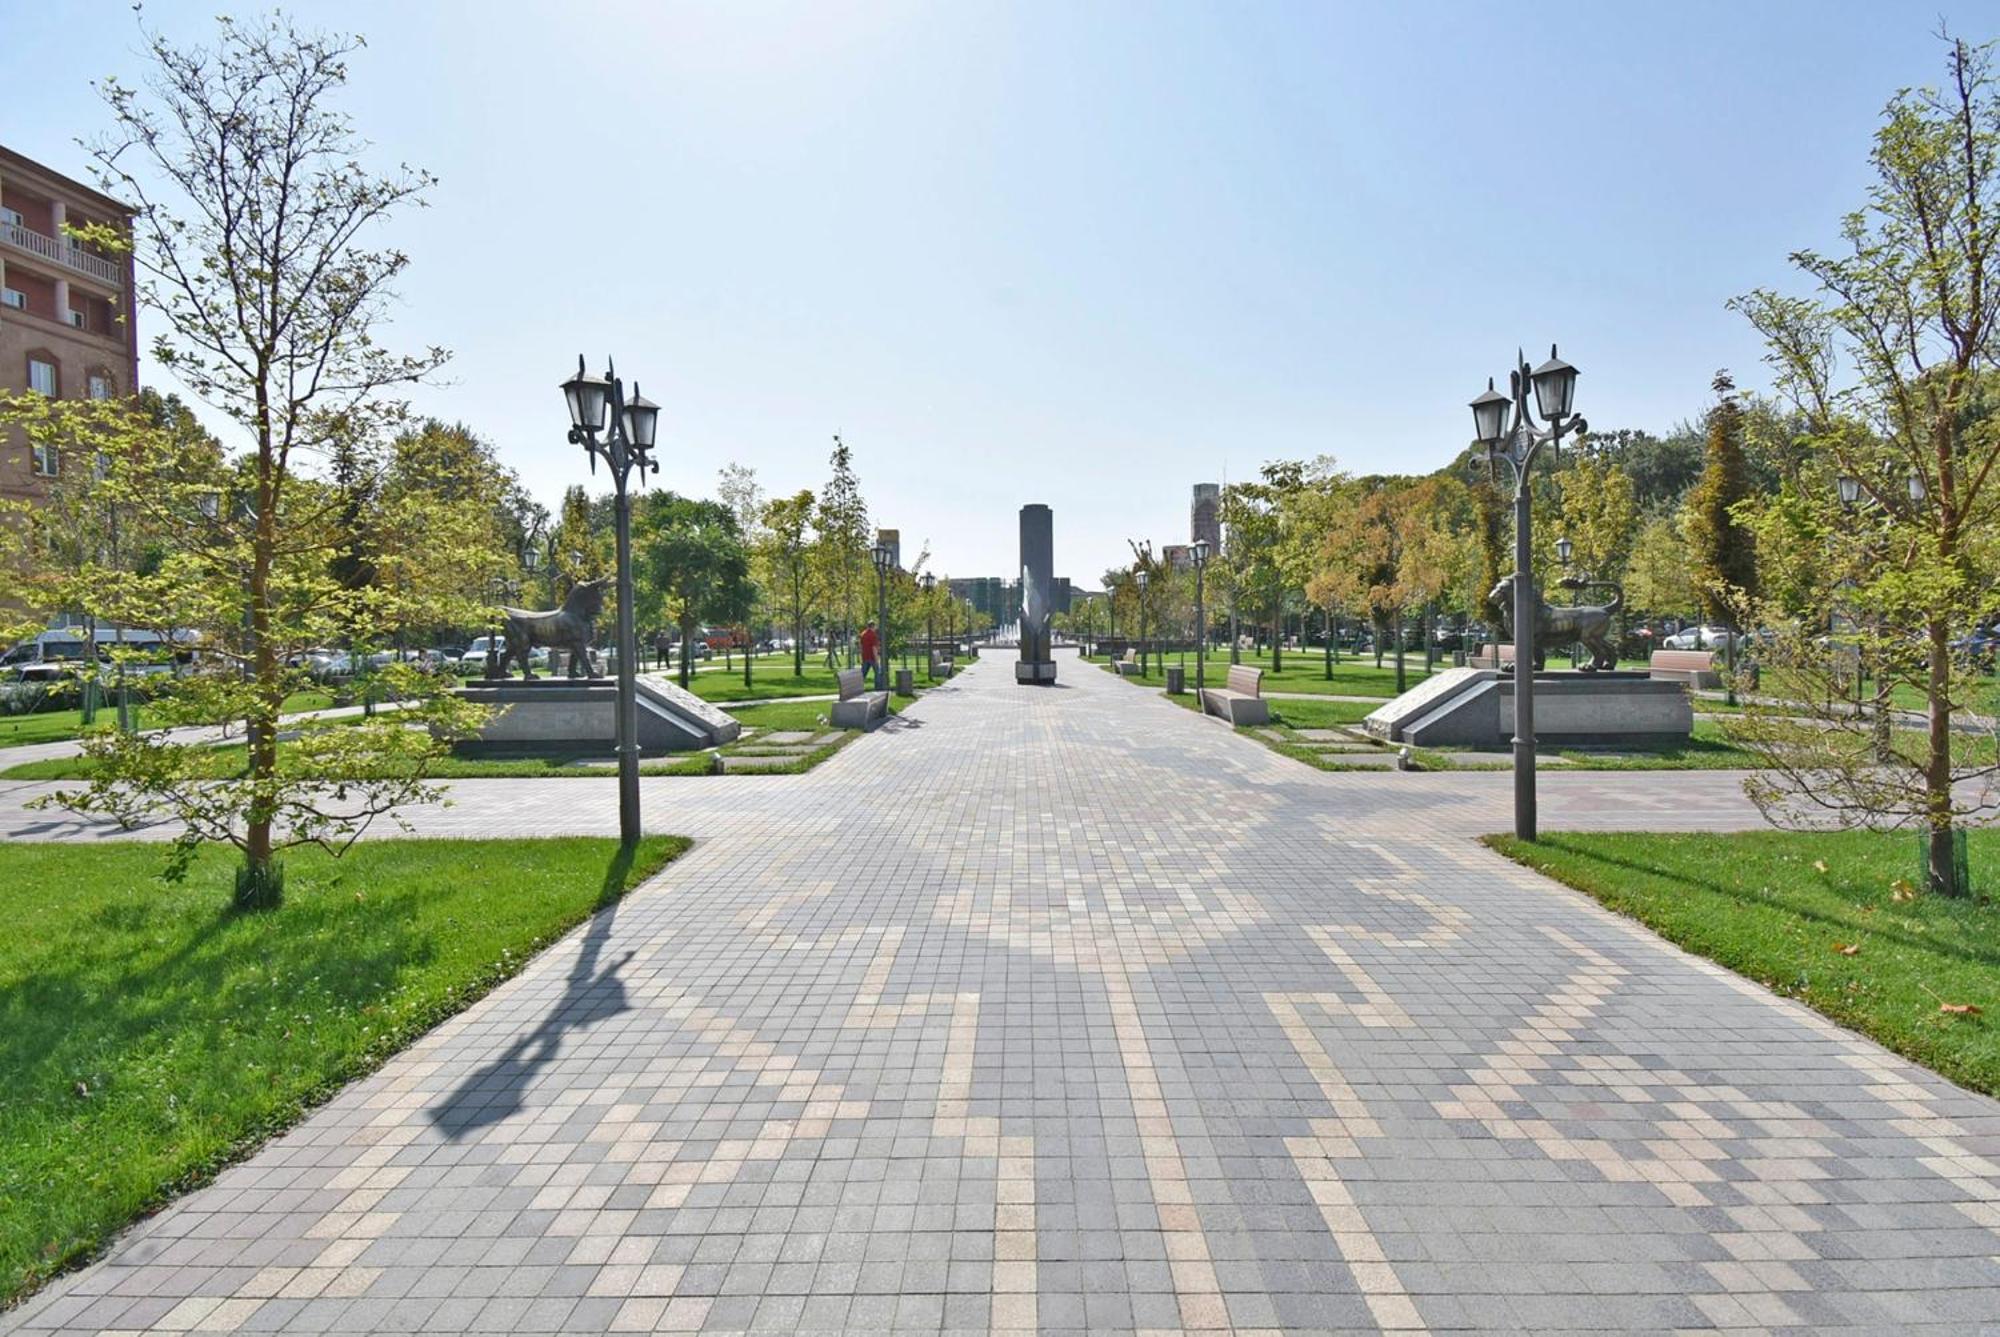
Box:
1681, 372, 1758, 626
760, 489, 817, 677
1730, 34, 2000, 895
26, 15, 470, 907
716, 462, 766, 686
813, 435, 869, 670
639, 494, 754, 688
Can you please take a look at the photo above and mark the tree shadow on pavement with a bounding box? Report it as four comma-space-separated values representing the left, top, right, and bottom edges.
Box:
427, 845, 638, 1137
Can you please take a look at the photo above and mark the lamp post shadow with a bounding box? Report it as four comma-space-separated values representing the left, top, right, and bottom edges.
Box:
427, 848, 638, 1138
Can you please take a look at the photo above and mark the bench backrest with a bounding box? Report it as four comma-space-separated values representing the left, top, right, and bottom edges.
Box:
1650, 649, 1715, 671
1225, 664, 1263, 697
1479, 642, 1516, 664
836, 667, 868, 699
1120, 649, 1137, 662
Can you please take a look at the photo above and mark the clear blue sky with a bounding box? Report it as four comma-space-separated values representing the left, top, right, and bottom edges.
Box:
2, 1, 1974, 584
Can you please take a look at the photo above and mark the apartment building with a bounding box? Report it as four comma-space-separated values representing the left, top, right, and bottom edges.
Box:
0, 144, 140, 504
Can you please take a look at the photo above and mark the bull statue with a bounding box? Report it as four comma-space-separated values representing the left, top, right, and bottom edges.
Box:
1488, 574, 1623, 672
497, 577, 607, 680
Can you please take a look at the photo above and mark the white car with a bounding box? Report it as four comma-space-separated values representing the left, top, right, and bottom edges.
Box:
1661, 625, 1738, 651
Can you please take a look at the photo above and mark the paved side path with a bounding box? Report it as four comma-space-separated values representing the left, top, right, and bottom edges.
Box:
8, 653, 1999, 1334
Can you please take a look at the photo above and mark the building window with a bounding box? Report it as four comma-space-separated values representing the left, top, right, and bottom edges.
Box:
33, 442, 58, 477
27, 357, 57, 398
0, 206, 21, 228
68, 309, 86, 330
87, 372, 112, 400
0, 289, 23, 310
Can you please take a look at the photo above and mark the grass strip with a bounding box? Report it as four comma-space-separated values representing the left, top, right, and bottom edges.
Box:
0, 835, 687, 1304
1489, 828, 2000, 1099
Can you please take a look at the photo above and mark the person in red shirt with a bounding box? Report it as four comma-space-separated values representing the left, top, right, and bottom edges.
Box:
859, 621, 881, 687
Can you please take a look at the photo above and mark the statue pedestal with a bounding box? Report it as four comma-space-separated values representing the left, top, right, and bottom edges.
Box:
1364, 669, 1692, 750
451, 675, 739, 756
1015, 660, 1057, 684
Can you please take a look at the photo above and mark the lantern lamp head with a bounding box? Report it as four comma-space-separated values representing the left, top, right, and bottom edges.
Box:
1469, 378, 1510, 447
1529, 344, 1579, 421
560, 355, 610, 436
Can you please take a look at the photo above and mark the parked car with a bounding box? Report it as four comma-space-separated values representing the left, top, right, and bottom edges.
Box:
1661, 625, 1739, 651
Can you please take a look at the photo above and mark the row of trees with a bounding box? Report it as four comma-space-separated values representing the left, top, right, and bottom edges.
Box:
1084, 33, 2000, 896
525, 432, 990, 692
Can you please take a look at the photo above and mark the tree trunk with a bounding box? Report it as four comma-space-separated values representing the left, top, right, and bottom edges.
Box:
244, 431, 279, 901
1926, 617, 1960, 895
1424, 602, 1435, 673
1394, 609, 1406, 693
680, 620, 694, 689
1271, 597, 1283, 673
743, 625, 752, 689
1324, 606, 1333, 679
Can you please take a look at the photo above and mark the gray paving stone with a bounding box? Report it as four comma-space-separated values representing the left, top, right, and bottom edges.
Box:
5, 650, 1999, 1334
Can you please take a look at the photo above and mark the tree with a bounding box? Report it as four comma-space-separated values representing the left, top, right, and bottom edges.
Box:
1681, 371, 1758, 626
1623, 515, 1699, 623
1555, 453, 1639, 590
761, 489, 816, 677
1396, 477, 1478, 673
1729, 34, 2000, 895
29, 15, 467, 906
639, 494, 753, 688
716, 462, 766, 687
812, 435, 868, 669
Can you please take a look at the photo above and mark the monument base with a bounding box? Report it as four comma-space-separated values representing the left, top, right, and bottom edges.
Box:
1015, 660, 1057, 684
452, 674, 740, 756
1364, 669, 1692, 749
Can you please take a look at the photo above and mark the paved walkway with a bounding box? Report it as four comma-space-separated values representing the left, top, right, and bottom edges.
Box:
8, 653, 2000, 1334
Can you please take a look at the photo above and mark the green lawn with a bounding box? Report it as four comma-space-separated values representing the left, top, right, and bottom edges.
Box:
0, 836, 687, 1304
0, 690, 338, 750
0, 690, 930, 781
1089, 649, 1442, 697
1490, 829, 2000, 1099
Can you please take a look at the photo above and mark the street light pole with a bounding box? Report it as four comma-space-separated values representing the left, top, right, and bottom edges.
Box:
922, 572, 936, 680
1469, 346, 1584, 843
871, 544, 892, 691
1136, 566, 1150, 678
1191, 539, 1209, 691
560, 355, 661, 847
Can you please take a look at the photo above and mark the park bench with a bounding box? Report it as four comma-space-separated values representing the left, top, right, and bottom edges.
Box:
1200, 663, 1269, 726
929, 650, 955, 678
830, 666, 889, 729
1114, 649, 1142, 677
1468, 642, 1515, 669
1648, 649, 1721, 690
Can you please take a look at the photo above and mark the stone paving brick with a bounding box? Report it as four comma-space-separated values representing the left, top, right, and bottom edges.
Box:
5, 651, 2000, 1333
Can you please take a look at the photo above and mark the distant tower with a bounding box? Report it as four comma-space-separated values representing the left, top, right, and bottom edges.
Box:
1191, 483, 1221, 549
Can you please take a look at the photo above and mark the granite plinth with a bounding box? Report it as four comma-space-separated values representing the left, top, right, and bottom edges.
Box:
453, 674, 739, 755
1369, 669, 1693, 749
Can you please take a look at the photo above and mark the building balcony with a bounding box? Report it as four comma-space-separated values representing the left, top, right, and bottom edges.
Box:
1, 220, 122, 288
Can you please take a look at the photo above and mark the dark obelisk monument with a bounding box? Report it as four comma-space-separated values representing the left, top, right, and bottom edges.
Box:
1016, 503, 1057, 684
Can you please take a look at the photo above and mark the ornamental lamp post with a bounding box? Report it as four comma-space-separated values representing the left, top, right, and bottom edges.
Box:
871, 543, 892, 690
1190, 539, 1210, 691
559, 355, 660, 847
1136, 566, 1151, 677
1470, 345, 1585, 842
922, 572, 937, 679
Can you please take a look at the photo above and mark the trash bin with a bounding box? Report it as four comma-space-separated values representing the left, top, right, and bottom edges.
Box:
1452, 651, 1466, 668
1166, 664, 1186, 695
894, 667, 915, 697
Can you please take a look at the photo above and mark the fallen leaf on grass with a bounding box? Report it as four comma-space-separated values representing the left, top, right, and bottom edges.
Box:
1832, 943, 1861, 956
1813, 859, 1830, 874
1890, 878, 1918, 902
1939, 1002, 1983, 1016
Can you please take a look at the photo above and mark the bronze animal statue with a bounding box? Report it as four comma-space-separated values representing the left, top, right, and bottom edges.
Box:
1488, 574, 1623, 672
497, 578, 606, 680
